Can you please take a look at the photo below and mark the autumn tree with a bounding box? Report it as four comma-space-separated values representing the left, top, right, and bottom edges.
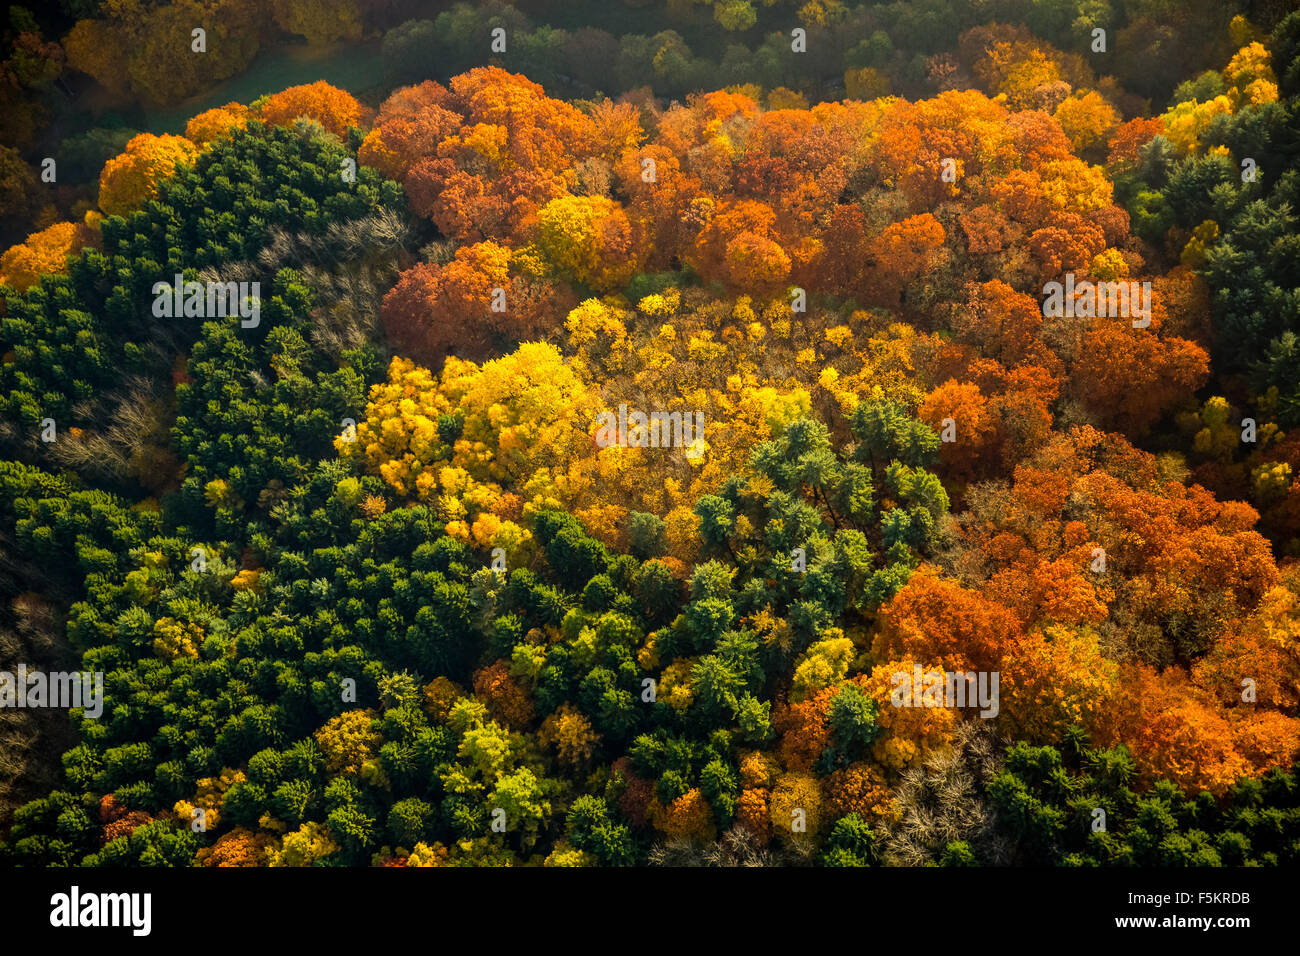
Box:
261, 81, 365, 138
98, 133, 199, 218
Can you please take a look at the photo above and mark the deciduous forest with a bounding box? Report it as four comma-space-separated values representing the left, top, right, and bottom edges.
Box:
1, 0, 1299, 870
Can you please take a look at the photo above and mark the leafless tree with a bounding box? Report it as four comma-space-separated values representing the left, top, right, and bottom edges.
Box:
879, 721, 1013, 866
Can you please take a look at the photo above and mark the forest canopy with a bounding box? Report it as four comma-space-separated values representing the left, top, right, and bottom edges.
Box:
0, 0, 1298, 869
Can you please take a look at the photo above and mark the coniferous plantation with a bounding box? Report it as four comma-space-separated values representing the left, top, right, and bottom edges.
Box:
0, 0, 1298, 935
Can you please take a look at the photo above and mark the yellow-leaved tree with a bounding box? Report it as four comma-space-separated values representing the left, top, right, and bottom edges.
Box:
271, 0, 363, 47
0, 220, 93, 291
339, 343, 603, 558
98, 134, 199, 218
314, 709, 386, 785
534, 195, 641, 292
185, 102, 251, 146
